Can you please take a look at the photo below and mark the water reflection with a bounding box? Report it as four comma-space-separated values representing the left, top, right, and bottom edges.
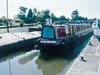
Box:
0, 51, 24, 63
17, 37, 89, 75
0, 36, 91, 75
18, 50, 72, 75
35, 57, 72, 75
19, 52, 38, 65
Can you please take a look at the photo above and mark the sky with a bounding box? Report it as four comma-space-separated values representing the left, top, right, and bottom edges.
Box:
0, 0, 100, 19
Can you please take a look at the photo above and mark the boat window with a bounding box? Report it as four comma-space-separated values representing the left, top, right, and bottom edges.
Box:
57, 28, 67, 38
76, 27, 80, 31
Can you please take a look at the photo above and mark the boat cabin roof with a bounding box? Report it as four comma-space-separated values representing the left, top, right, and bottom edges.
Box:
45, 24, 69, 27
44, 24, 91, 28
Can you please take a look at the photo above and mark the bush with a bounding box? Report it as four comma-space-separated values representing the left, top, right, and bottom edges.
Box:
20, 22, 24, 27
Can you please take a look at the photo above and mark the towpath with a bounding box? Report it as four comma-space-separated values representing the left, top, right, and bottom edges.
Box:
0, 32, 41, 54
66, 36, 100, 75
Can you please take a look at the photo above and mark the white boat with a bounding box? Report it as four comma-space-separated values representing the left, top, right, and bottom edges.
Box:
92, 18, 100, 37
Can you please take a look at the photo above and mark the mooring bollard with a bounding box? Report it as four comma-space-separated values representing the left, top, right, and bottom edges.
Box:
80, 56, 87, 62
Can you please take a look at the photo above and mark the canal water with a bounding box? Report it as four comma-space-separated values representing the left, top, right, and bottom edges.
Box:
0, 36, 91, 75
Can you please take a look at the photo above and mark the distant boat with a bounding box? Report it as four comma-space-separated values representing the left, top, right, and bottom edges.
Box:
92, 18, 100, 38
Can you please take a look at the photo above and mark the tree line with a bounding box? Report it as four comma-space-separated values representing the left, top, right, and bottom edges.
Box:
17, 6, 94, 24
17, 6, 69, 24
0, 6, 95, 25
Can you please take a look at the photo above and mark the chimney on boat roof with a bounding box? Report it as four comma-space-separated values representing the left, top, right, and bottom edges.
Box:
46, 18, 52, 25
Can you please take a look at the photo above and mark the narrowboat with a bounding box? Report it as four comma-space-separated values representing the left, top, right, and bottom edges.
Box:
38, 24, 93, 52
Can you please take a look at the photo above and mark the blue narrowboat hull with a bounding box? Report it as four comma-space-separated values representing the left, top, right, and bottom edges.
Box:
39, 31, 93, 53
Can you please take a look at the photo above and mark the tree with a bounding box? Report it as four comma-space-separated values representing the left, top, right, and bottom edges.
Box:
43, 9, 50, 19
36, 10, 46, 23
37, 16, 45, 22
51, 13, 55, 22
31, 8, 38, 23
19, 6, 27, 13
1, 16, 7, 25
27, 9, 33, 23
33, 8, 37, 16
59, 15, 66, 21
50, 13, 58, 22
18, 6, 27, 23
71, 10, 79, 20
0, 19, 2, 23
